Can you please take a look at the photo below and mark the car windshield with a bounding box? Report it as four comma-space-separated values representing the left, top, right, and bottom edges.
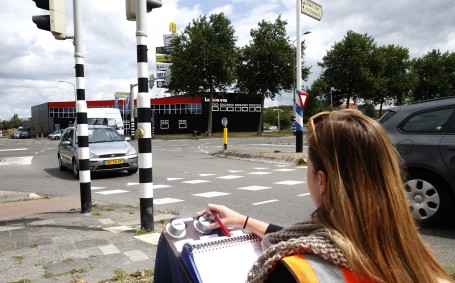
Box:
88, 128, 124, 143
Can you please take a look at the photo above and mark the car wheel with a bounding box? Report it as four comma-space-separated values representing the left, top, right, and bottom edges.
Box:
128, 168, 138, 174
72, 159, 79, 179
404, 170, 454, 227
58, 155, 66, 171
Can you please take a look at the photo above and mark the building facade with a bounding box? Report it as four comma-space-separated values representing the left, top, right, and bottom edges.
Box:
30, 93, 262, 136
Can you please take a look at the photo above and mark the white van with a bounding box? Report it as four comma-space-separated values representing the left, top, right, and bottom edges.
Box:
86, 108, 124, 135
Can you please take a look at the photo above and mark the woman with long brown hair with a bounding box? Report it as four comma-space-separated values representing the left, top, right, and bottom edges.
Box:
200, 110, 452, 283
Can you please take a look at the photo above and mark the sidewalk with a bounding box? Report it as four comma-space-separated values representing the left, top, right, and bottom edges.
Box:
0, 149, 304, 282
0, 191, 175, 283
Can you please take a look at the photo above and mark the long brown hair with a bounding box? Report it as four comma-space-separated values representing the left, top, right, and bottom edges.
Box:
307, 110, 452, 283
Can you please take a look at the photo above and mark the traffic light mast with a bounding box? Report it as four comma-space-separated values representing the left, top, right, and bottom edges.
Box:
32, 0, 66, 40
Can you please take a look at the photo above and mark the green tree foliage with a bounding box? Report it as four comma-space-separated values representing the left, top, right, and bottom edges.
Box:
167, 13, 237, 135
318, 31, 376, 107
370, 44, 414, 115
236, 16, 298, 134
410, 49, 455, 101
263, 106, 293, 130
305, 79, 328, 119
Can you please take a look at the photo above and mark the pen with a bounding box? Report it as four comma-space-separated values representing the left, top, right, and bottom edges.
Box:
211, 210, 231, 237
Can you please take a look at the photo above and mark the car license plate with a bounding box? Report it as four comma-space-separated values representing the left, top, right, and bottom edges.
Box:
105, 159, 124, 165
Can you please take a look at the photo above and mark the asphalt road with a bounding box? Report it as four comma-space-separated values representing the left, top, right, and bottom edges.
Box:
0, 136, 454, 267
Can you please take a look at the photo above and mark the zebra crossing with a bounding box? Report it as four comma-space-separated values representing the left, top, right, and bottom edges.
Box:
90, 165, 307, 206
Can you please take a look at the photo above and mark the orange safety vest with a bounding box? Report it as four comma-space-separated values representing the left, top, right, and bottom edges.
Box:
280, 253, 375, 283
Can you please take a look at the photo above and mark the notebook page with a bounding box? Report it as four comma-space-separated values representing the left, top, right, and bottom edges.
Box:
191, 234, 263, 283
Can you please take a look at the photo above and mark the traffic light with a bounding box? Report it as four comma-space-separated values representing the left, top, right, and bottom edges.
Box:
125, 0, 163, 21
32, 0, 66, 40
332, 90, 343, 107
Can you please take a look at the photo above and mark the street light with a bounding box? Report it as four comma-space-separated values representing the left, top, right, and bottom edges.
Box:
58, 80, 76, 102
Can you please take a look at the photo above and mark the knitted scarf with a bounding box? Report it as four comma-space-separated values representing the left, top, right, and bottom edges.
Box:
246, 221, 349, 283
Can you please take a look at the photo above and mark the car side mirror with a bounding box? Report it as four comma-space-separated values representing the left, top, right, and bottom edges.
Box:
62, 141, 71, 146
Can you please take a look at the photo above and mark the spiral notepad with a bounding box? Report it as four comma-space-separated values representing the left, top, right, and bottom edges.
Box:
181, 234, 263, 283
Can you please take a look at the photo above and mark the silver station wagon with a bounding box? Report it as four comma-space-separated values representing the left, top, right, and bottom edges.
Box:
58, 125, 138, 178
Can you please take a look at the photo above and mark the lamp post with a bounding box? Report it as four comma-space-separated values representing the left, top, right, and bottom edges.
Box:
58, 80, 76, 102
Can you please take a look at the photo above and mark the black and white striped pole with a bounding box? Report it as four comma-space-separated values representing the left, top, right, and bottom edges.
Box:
135, 0, 159, 231
73, 0, 91, 213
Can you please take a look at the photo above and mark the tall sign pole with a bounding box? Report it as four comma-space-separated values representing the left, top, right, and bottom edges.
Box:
73, 0, 91, 212
135, 0, 154, 231
296, 0, 323, 152
295, 0, 303, 152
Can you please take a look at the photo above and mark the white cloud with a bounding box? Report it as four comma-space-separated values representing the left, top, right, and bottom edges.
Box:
0, 0, 454, 120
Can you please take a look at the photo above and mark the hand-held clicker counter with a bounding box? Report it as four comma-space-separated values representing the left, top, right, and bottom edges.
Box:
166, 215, 217, 239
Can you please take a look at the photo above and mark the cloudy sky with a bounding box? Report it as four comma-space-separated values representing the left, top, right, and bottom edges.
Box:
0, 0, 453, 120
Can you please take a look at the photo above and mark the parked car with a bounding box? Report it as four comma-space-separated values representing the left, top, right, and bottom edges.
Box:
57, 125, 138, 178
379, 96, 455, 226
48, 130, 62, 140
10, 129, 30, 139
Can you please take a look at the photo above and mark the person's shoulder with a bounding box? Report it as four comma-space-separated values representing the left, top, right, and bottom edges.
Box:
266, 260, 297, 283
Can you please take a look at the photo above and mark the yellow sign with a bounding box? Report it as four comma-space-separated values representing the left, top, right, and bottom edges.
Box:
156, 54, 172, 63
169, 22, 176, 33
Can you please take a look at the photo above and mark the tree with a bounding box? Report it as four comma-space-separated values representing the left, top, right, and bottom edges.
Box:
370, 44, 414, 115
236, 16, 299, 135
318, 31, 376, 108
410, 49, 455, 101
9, 114, 22, 129
167, 13, 237, 136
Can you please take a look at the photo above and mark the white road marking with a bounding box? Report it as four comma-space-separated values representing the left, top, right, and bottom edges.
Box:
182, 180, 211, 184
247, 172, 272, 175
193, 191, 231, 198
274, 168, 297, 172
237, 186, 272, 191
298, 193, 310, 197
252, 199, 279, 205
0, 148, 27, 152
167, 177, 184, 181
91, 187, 107, 190
154, 198, 184, 205
216, 175, 243, 179
95, 190, 129, 195
199, 173, 216, 177
227, 170, 244, 173
0, 156, 33, 165
127, 182, 139, 186
153, 184, 171, 189
274, 180, 305, 185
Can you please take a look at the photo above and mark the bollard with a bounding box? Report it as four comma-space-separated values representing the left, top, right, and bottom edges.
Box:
223, 127, 228, 150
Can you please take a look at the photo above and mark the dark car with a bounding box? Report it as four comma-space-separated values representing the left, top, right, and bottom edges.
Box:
11, 129, 30, 139
57, 125, 138, 178
379, 96, 455, 226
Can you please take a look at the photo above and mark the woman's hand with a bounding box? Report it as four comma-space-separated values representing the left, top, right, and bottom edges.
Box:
198, 203, 246, 230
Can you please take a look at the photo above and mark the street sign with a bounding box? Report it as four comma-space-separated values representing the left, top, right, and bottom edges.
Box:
221, 117, 228, 127
156, 46, 174, 54
163, 34, 176, 46
115, 92, 130, 98
301, 0, 323, 21
156, 54, 172, 63
157, 63, 171, 71
156, 80, 167, 88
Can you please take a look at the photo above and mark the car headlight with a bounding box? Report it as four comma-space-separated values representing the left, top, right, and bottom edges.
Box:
89, 152, 98, 159
126, 147, 137, 155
